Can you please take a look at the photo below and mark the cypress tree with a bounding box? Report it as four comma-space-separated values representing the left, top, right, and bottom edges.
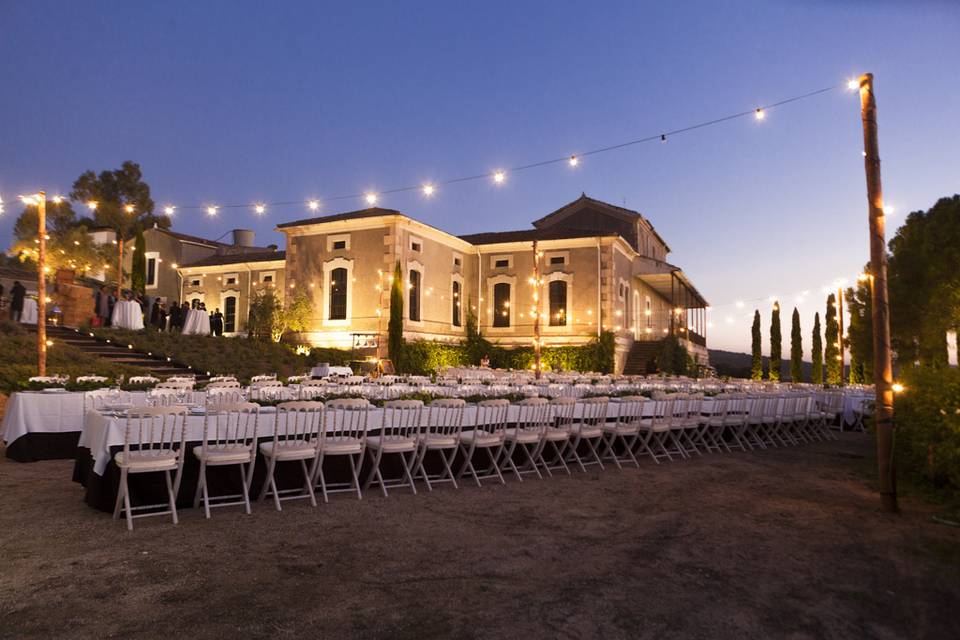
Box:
388, 261, 404, 369
750, 310, 763, 380
811, 312, 823, 385
824, 293, 841, 384
790, 307, 803, 382
131, 228, 146, 294
769, 302, 782, 381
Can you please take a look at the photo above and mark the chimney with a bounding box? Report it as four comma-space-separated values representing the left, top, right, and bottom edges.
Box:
232, 229, 255, 248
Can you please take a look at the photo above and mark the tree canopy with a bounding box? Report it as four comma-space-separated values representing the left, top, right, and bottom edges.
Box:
69, 161, 169, 238
9, 200, 110, 276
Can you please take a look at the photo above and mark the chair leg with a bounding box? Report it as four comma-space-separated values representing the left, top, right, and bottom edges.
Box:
401, 451, 418, 495
193, 462, 205, 509
164, 469, 179, 526
487, 445, 507, 485
200, 464, 211, 519
441, 447, 460, 489
114, 469, 127, 520
314, 453, 329, 503
416, 447, 433, 492
239, 463, 252, 514
300, 459, 318, 507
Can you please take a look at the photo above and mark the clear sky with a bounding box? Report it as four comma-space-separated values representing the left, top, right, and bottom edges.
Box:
1, 0, 957, 352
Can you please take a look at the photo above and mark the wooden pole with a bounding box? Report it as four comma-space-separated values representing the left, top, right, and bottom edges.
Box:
858, 72, 898, 512
116, 236, 124, 299
837, 286, 845, 385
37, 192, 47, 377
532, 240, 542, 379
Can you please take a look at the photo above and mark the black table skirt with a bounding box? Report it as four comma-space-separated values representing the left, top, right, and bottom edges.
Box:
6, 432, 82, 462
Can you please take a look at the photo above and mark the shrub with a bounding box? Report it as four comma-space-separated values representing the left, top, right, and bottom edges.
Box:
401, 341, 470, 376
895, 365, 960, 496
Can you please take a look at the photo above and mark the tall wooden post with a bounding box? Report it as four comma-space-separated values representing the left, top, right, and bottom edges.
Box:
116, 236, 124, 299
37, 192, 47, 377
837, 286, 845, 385
532, 240, 542, 379
858, 72, 898, 512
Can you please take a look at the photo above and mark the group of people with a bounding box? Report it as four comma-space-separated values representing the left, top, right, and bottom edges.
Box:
1, 280, 28, 322
94, 286, 227, 336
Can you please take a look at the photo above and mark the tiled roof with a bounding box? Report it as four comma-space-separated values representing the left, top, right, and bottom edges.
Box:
157, 228, 228, 248
276, 207, 401, 229
458, 227, 619, 245
181, 250, 286, 269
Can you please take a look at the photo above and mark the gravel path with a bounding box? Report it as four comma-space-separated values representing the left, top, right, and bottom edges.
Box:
0, 434, 956, 639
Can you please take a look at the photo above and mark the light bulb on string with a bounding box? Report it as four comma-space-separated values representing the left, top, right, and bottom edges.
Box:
847, 79, 859, 91
493, 171, 506, 184
124, 204, 134, 213
255, 204, 266, 215
422, 184, 435, 197
206, 206, 218, 216
754, 108, 765, 121
365, 192, 378, 206
87, 201, 97, 210
568, 155, 579, 167
164, 205, 175, 216
308, 200, 320, 211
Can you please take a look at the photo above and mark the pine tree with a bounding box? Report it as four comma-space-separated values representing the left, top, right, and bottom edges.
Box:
824, 293, 841, 384
790, 307, 803, 382
811, 312, 823, 385
769, 302, 782, 381
750, 310, 763, 380
388, 261, 404, 369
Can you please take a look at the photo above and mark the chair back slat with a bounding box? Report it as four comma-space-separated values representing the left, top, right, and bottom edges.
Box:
202, 402, 260, 451
580, 397, 609, 427
427, 399, 466, 438
615, 396, 646, 429
549, 397, 576, 430
274, 401, 324, 450
123, 406, 188, 459
381, 400, 424, 441
474, 399, 509, 438
324, 399, 371, 444
515, 397, 551, 436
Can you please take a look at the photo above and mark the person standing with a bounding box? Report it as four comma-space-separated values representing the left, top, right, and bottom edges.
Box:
211, 307, 224, 336
9, 281, 26, 322
168, 299, 181, 332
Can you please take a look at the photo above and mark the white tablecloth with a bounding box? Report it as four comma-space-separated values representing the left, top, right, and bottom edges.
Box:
1, 391, 85, 445
19, 298, 38, 324
182, 308, 210, 335
111, 300, 144, 330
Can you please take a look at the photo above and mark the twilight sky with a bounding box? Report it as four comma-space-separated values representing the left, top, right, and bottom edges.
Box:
1, 0, 957, 352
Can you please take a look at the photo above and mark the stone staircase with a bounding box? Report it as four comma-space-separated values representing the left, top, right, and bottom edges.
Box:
623, 339, 663, 375
30, 324, 203, 379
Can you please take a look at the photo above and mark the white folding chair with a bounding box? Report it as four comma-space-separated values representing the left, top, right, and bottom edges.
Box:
207, 380, 241, 391
85, 388, 132, 413
313, 399, 369, 502
251, 374, 277, 383
501, 397, 551, 481
258, 401, 324, 511
193, 402, 260, 518
298, 379, 330, 400
250, 380, 285, 401
458, 399, 509, 487
601, 396, 646, 469
540, 397, 574, 475
566, 397, 609, 471
702, 396, 729, 453
363, 400, 423, 496
639, 395, 680, 462
415, 399, 466, 490
113, 406, 188, 531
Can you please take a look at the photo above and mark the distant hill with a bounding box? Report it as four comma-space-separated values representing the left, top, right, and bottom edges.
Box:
708, 349, 813, 381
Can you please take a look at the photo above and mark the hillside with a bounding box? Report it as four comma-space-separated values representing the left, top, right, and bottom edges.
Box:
708, 349, 813, 381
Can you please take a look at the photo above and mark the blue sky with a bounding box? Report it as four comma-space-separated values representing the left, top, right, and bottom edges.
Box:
1, 0, 957, 351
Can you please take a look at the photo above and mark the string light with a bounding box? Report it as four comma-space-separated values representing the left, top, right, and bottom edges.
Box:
164, 205, 175, 215
493, 171, 506, 184
847, 79, 860, 91
206, 206, 218, 216
255, 203, 266, 215
51, 195, 63, 204
365, 192, 378, 206
422, 184, 435, 197
308, 200, 320, 211
892, 383, 905, 394
124, 204, 134, 213
754, 108, 765, 120
87, 201, 97, 210
568, 155, 579, 167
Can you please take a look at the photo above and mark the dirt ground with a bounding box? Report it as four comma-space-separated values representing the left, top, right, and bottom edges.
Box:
0, 434, 957, 639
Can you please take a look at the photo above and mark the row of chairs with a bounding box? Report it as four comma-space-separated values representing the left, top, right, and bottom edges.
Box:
111, 393, 837, 529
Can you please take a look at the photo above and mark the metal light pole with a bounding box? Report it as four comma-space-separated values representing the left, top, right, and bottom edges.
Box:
858, 72, 898, 512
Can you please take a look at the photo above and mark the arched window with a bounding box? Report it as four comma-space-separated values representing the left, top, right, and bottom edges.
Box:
409, 270, 421, 322
549, 280, 567, 326
493, 282, 510, 328
452, 280, 462, 327
224, 296, 237, 333
329, 267, 347, 320
645, 296, 653, 328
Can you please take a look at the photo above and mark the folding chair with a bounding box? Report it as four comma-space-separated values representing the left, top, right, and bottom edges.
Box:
500, 398, 552, 480
567, 397, 609, 471
601, 395, 646, 469
113, 406, 188, 531
637, 395, 676, 462
364, 400, 423, 496
458, 399, 509, 487
540, 397, 574, 475
258, 401, 324, 511
313, 398, 369, 501
415, 399, 466, 490
193, 402, 260, 518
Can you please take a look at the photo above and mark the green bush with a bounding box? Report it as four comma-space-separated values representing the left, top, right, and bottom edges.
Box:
895, 366, 960, 496
401, 341, 470, 376
89, 328, 351, 382
0, 321, 148, 393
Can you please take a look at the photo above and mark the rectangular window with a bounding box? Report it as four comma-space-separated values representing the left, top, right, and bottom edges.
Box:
332, 240, 346, 250
224, 296, 237, 333
409, 270, 421, 321
224, 272, 239, 286
329, 268, 348, 320
494, 259, 509, 269
190, 278, 201, 287
549, 280, 567, 327
261, 273, 274, 283
327, 234, 350, 251
549, 256, 565, 266
452, 280, 462, 327
493, 283, 510, 328
411, 242, 422, 252
453, 255, 462, 268
146, 257, 157, 287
